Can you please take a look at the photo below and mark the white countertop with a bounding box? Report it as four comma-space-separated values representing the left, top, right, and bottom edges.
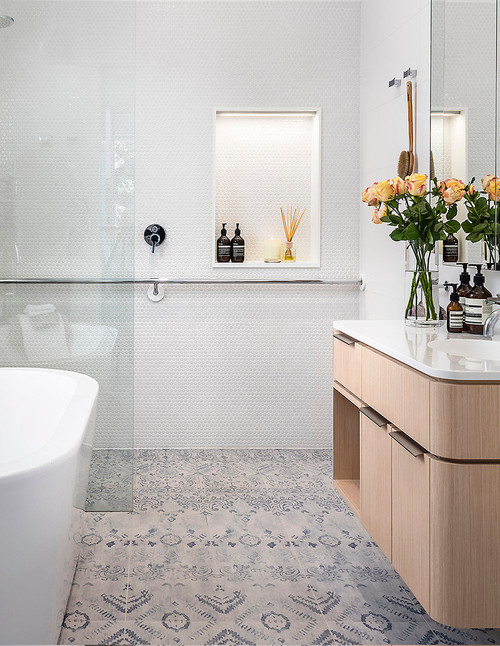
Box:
332, 320, 500, 381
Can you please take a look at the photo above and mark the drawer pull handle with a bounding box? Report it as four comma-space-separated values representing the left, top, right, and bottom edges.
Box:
389, 430, 428, 457
360, 407, 389, 427
333, 332, 355, 345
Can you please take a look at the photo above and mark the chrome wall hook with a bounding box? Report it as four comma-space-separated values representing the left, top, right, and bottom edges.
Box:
388, 77, 401, 88
403, 68, 417, 79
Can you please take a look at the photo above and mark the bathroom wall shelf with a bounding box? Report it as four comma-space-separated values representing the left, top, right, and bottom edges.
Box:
214, 108, 321, 266
213, 261, 320, 268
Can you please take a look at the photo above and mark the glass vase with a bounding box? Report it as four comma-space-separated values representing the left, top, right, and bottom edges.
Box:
405, 269, 440, 326
483, 236, 500, 270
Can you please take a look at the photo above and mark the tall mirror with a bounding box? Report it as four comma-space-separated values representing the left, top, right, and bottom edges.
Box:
431, 0, 498, 268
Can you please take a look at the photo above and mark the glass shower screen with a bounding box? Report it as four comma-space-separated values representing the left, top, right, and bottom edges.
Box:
0, 1, 136, 511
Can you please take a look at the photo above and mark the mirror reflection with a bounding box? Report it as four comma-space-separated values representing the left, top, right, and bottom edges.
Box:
431, 0, 498, 268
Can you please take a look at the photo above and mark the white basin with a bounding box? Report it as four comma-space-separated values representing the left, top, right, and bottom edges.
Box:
428, 338, 500, 361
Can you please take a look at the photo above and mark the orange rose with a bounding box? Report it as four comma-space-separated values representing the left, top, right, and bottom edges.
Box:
362, 182, 379, 206
467, 184, 477, 196
406, 173, 428, 197
442, 185, 465, 204
375, 179, 395, 202
486, 177, 500, 201
441, 178, 466, 204
482, 175, 495, 191
392, 176, 407, 195
372, 203, 387, 224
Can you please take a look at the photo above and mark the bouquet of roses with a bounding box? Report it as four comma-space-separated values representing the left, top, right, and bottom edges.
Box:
362, 173, 461, 321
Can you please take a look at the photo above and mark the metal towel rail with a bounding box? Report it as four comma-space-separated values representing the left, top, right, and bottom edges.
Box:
0, 277, 363, 300
0, 278, 362, 285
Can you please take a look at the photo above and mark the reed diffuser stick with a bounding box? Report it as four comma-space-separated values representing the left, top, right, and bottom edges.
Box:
280, 205, 306, 262
281, 206, 306, 242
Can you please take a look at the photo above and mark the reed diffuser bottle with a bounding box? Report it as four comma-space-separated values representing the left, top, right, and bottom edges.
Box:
280, 206, 305, 263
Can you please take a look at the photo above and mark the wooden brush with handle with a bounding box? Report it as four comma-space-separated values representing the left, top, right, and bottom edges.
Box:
397, 80, 414, 178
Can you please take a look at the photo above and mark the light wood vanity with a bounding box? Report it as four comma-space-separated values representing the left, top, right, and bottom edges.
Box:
332, 325, 500, 629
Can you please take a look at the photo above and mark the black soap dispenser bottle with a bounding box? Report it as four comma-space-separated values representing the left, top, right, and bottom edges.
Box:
216, 223, 231, 263
443, 232, 459, 263
447, 284, 464, 333
456, 263, 471, 307
464, 264, 493, 334
230, 223, 245, 263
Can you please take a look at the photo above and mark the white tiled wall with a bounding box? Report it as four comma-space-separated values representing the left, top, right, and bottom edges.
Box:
359, 0, 431, 319
133, 1, 361, 448
1, 1, 361, 450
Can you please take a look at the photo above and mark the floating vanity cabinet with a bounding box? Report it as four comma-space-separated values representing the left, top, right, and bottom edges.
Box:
332, 327, 500, 628
360, 409, 392, 560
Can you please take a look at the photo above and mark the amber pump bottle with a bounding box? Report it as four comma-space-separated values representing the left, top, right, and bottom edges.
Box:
447, 284, 464, 333
216, 223, 231, 263
464, 264, 492, 334
230, 224, 245, 263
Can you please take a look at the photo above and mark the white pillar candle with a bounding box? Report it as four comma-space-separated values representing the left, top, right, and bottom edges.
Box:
263, 237, 282, 262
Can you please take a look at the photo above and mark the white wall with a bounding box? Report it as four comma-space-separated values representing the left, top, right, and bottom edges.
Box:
359, 0, 431, 319
133, 1, 361, 448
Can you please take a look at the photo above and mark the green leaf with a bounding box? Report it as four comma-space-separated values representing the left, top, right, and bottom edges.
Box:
446, 204, 457, 220
388, 214, 403, 225
404, 223, 421, 240
390, 229, 404, 242
444, 220, 460, 233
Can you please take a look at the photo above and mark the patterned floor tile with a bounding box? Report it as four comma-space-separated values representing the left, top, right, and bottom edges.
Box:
86, 450, 134, 512
59, 618, 128, 645
60, 449, 500, 645
134, 483, 205, 513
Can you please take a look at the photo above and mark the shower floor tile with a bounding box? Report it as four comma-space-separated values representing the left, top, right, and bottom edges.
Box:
60, 449, 500, 645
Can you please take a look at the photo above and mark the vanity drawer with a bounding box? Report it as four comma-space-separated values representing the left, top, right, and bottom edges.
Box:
361, 345, 403, 428
333, 331, 362, 399
430, 382, 500, 459
429, 458, 500, 627
402, 366, 430, 450
360, 409, 392, 560
391, 431, 430, 612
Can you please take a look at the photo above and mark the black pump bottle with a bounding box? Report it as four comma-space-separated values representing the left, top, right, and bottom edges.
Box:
231, 224, 245, 263
456, 263, 471, 306
464, 264, 492, 335
456, 263, 471, 331
217, 223, 231, 263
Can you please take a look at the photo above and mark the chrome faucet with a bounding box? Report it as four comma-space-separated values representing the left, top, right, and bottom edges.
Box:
483, 307, 500, 337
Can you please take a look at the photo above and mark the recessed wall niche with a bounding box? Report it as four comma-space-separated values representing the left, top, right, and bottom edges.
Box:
214, 110, 321, 267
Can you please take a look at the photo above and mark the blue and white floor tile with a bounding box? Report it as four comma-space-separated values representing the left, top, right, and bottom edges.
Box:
60, 449, 500, 645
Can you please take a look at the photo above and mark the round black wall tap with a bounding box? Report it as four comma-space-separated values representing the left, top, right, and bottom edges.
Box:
144, 225, 166, 253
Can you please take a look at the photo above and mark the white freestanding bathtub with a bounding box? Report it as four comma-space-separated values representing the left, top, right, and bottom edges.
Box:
0, 368, 99, 646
